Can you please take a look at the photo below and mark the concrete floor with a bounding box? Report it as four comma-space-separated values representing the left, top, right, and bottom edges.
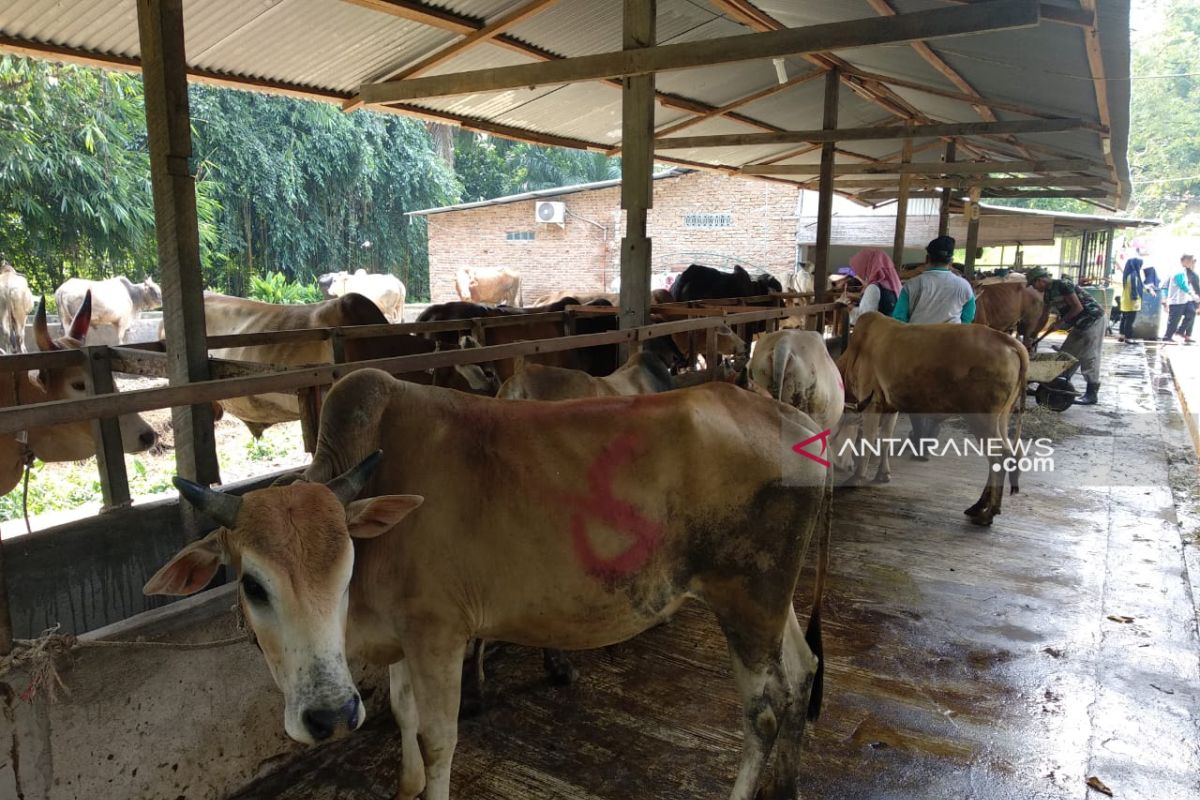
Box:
231, 337, 1200, 800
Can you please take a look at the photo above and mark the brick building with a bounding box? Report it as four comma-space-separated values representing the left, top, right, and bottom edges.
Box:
409, 169, 802, 303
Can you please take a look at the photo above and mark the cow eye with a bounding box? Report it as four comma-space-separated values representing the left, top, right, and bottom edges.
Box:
241, 574, 269, 606
70, 381, 85, 392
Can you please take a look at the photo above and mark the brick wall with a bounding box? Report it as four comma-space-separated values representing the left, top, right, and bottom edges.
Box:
424, 171, 800, 303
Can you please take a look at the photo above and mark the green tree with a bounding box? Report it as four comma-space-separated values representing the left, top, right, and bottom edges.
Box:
1128, 0, 1200, 223
451, 130, 621, 201
190, 85, 459, 299
0, 56, 157, 293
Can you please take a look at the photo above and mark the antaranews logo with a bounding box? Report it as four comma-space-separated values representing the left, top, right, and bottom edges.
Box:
792, 429, 833, 468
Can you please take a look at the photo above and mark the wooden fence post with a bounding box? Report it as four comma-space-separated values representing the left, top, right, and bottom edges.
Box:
84, 346, 133, 510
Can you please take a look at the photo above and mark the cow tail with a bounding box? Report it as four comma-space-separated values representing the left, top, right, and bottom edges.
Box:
1008, 340, 1028, 496
805, 469, 833, 721
772, 338, 791, 403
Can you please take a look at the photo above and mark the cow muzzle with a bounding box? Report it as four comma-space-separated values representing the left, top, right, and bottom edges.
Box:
300, 694, 364, 742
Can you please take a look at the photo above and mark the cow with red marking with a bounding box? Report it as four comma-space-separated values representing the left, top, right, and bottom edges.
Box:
147, 368, 832, 800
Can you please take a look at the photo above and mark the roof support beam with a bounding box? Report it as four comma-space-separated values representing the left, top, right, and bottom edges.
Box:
744, 157, 1097, 176
650, 69, 825, 140
814, 68, 840, 301
838, 65, 1108, 133
136, 0, 221, 513
939, 140, 956, 236
656, 118, 1084, 150
866, 0, 997, 122
707, 0, 939, 126
831, 175, 1108, 190
1077, 0, 1119, 203
941, 0, 1094, 28
619, 0, 655, 334
893, 138, 913, 267
379, 0, 560, 82
354, 0, 1042, 105
862, 188, 1109, 200
344, 0, 783, 134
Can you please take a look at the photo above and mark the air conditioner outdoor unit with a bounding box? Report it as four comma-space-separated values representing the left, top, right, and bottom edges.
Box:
535, 201, 566, 225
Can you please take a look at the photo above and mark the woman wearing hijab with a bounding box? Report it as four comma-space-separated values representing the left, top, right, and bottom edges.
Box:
844, 248, 902, 324
1118, 256, 1144, 342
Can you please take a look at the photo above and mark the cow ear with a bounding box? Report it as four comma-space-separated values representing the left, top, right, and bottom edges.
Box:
346, 495, 423, 539
144, 530, 226, 596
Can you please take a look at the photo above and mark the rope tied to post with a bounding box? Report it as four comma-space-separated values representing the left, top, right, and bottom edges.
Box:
0, 613, 251, 703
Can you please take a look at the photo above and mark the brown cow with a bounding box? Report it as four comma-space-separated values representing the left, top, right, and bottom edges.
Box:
417, 299, 619, 380
973, 280, 1044, 346
837, 312, 1027, 526
55, 276, 161, 343
455, 267, 521, 306
497, 349, 673, 401
148, 371, 832, 800
0, 294, 157, 496
0, 260, 34, 353
181, 293, 494, 436
528, 291, 617, 307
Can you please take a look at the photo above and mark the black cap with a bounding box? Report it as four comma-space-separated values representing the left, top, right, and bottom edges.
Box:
926, 236, 956, 263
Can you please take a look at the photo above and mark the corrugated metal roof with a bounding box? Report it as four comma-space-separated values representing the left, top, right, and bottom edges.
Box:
407, 167, 688, 215
0, 0, 1134, 207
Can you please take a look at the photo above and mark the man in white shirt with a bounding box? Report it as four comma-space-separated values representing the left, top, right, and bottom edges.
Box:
892, 237, 976, 325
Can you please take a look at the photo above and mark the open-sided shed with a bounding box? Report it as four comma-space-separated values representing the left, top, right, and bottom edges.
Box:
1, 4, 1174, 800
0, 0, 1136, 488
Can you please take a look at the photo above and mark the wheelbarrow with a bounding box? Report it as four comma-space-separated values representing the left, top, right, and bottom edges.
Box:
1027, 351, 1080, 412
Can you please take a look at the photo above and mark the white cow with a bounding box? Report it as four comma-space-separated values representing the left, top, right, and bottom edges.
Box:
54, 276, 161, 343
0, 260, 34, 353
321, 270, 406, 322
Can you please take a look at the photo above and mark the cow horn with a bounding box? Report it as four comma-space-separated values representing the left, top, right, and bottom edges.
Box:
33, 297, 55, 352
66, 290, 93, 342
173, 477, 242, 529
326, 450, 383, 506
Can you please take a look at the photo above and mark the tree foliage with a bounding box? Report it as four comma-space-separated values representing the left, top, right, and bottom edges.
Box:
190, 86, 458, 298
1128, 0, 1200, 223
0, 57, 460, 300
0, 56, 158, 292
452, 130, 620, 202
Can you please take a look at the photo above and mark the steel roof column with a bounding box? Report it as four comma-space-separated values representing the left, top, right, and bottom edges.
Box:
813, 68, 840, 300
619, 0, 656, 337
137, 0, 221, 526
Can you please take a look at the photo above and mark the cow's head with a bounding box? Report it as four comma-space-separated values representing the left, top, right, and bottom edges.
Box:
139, 277, 163, 310
450, 335, 500, 394
145, 452, 422, 745
454, 269, 473, 300
754, 273, 783, 294
28, 293, 158, 460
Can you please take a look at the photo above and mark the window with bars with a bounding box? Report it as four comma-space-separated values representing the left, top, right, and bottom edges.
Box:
683, 213, 733, 229
505, 230, 535, 241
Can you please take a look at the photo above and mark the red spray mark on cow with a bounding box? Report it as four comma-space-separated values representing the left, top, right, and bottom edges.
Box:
566, 432, 665, 580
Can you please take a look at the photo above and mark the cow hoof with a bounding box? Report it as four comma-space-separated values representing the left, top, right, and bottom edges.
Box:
963, 503, 986, 517
840, 477, 867, 489
910, 454, 930, 462
872, 474, 891, 484
967, 513, 994, 527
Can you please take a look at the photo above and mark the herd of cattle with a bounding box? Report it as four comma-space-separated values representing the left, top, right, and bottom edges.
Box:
0, 258, 1049, 799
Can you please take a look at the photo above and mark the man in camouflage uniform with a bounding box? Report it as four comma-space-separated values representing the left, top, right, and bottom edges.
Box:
1026, 267, 1105, 406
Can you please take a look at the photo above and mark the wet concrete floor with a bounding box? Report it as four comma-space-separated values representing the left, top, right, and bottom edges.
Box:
232, 338, 1200, 800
